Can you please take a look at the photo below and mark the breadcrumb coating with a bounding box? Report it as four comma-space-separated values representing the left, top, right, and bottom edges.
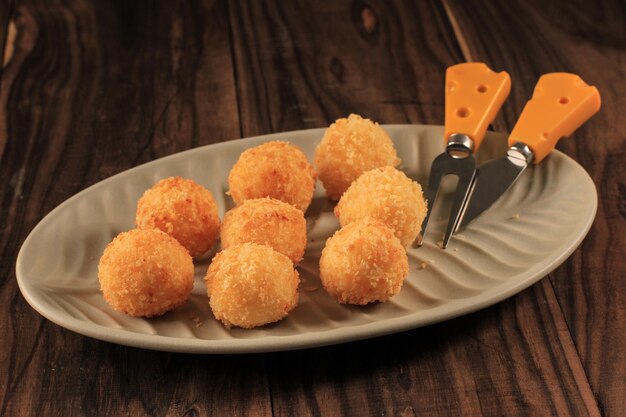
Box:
98, 228, 194, 317
314, 114, 401, 200
228, 141, 317, 212
319, 218, 408, 305
335, 166, 427, 247
206, 243, 300, 329
136, 177, 220, 257
221, 198, 306, 263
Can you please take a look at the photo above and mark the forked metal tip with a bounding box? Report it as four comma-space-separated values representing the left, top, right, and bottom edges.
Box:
412, 233, 424, 248
441, 232, 452, 249
419, 151, 477, 249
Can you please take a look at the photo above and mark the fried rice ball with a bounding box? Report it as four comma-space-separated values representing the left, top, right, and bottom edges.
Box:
221, 198, 306, 263
206, 243, 300, 328
319, 218, 408, 305
314, 114, 401, 200
136, 176, 220, 257
335, 166, 427, 247
98, 228, 194, 317
228, 141, 317, 212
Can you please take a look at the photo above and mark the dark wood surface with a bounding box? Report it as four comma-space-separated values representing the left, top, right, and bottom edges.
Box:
1, 1, 624, 416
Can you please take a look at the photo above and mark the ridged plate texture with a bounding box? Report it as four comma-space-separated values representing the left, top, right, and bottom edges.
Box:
16, 125, 597, 353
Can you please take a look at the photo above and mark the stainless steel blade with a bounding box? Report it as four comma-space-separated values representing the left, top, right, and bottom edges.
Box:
416, 152, 476, 247
459, 157, 527, 228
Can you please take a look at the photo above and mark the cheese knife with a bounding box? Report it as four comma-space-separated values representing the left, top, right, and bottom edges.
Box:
459, 73, 601, 229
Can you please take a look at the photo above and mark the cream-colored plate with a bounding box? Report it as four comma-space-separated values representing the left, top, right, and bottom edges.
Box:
16, 125, 597, 353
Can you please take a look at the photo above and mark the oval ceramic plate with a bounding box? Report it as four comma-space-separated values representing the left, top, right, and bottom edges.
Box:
16, 125, 597, 353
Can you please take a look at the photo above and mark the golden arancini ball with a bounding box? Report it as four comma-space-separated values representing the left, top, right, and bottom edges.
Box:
98, 228, 194, 317
227, 141, 317, 212
220, 198, 306, 263
319, 218, 408, 305
314, 114, 401, 200
206, 243, 300, 329
335, 166, 427, 247
136, 176, 220, 257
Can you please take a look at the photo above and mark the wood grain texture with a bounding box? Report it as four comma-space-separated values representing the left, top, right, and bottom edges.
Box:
444, 1, 626, 415
229, 1, 606, 415
269, 280, 601, 417
0, 1, 267, 416
1, 0, 623, 416
228, 0, 465, 135
0, 0, 14, 74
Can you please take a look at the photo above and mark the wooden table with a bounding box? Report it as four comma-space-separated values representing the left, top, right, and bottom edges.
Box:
1, 1, 624, 416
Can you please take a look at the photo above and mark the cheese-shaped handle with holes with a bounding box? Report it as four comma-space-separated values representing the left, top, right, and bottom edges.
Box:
509, 73, 601, 164
444, 62, 511, 150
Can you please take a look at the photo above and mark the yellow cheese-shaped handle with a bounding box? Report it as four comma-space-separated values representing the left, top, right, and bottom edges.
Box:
444, 62, 511, 151
509, 73, 601, 164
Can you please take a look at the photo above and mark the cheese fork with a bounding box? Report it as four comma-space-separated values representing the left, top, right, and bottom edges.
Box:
416, 62, 511, 248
